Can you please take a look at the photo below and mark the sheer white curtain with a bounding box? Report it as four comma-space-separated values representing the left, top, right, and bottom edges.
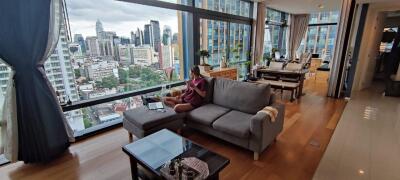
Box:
288, 14, 310, 60
43, 0, 75, 142
0, 62, 17, 162
254, 1, 266, 64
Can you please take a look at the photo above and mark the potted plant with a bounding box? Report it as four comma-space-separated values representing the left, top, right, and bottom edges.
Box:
262, 52, 272, 66
198, 50, 211, 72
230, 43, 243, 63
271, 48, 279, 60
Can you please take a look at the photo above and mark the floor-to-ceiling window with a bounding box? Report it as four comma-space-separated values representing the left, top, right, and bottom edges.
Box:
199, 19, 228, 66
299, 11, 339, 61
0, 0, 253, 164
197, 0, 253, 79
264, 8, 289, 60
47, 0, 194, 137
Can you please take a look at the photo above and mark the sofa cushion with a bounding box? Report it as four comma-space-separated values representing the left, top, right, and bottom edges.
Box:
203, 77, 215, 104
213, 78, 271, 114
187, 104, 230, 126
123, 106, 185, 130
212, 110, 252, 138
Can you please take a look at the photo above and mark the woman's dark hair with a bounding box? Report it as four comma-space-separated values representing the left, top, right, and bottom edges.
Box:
191, 66, 201, 76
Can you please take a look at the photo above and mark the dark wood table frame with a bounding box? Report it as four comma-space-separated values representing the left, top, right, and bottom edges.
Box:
257, 68, 308, 98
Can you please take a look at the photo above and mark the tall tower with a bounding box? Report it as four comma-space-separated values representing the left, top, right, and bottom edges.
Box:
96, 19, 104, 38
150, 20, 161, 52
73, 34, 86, 53
130, 31, 136, 45
144, 24, 152, 45
86, 36, 100, 57
0, 63, 11, 94
163, 25, 172, 46
44, 2, 84, 132
135, 28, 144, 46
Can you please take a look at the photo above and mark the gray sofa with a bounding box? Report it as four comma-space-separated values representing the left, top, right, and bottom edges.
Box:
186, 78, 285, 160
123, 77, 285, 160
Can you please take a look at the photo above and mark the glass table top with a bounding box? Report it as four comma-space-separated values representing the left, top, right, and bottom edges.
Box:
123, 129, 229, 176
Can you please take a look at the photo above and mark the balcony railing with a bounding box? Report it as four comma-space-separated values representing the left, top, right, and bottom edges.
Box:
62, 81, 185, 112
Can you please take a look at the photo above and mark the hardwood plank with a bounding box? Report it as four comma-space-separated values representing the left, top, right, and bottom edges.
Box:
326, 105, 345, 130
0, 77, 346, 180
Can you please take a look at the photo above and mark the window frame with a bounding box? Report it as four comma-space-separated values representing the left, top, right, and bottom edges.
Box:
301, 11, 339, 56
0, 2, 254, 158
195, 14, 253, 68
120, 0, 254, 66
60, 0, 254, 139
264, 7, 288, 58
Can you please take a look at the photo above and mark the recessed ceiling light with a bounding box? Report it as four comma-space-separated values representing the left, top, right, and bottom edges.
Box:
358, 169, 365, 175
318, 4, 324, 9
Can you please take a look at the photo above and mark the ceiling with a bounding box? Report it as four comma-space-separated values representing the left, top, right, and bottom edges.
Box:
263, 0, 342, 14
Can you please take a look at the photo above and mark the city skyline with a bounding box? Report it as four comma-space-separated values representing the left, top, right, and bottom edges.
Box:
66, 0, 180, 38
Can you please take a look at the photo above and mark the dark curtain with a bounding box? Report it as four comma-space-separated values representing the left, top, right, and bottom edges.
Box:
0, 0, 70, 163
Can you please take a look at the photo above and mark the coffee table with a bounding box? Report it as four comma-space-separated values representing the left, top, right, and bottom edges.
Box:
122, 129, 230, 180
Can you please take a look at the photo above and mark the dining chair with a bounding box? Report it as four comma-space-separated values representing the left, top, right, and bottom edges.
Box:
286, 63, 303, 71
269, 62, 284, 70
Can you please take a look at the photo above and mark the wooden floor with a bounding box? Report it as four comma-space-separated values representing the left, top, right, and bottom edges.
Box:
0, 72, 347, 180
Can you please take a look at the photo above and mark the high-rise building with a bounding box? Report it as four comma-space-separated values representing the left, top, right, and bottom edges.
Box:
73, 34, 86, 53
150, 20, 162, 68
99, 31, 116, 40
68, 43, 83, 57
86, 36, 100, 57
45, 16, 79, 102
0, 63, 11, 94
162, 45, 174, 68
112, 37, 121, 62
135, 28, 144, 47
96, 19, 104, 38
99, 39, 114, 57
94, 20, 119, 60
172, 33, 178, 44
301, 11, 339, 60
130, 31, 136, 45
132, 45, 157, 66
118, 44, 135, 66
144, 24, 152, 45
190, 1, 253, 68
150, 20, 161, 53
162, 26, 172, 45
83, 60, 119, 81
120, 37, 131, 45
200, 19, 228, 66
45, 11, 84, 132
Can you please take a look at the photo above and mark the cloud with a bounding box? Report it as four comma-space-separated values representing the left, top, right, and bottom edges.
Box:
66, 0, 181, 38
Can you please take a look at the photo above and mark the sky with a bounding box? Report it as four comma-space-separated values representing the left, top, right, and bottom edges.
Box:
66, 0, 181, 38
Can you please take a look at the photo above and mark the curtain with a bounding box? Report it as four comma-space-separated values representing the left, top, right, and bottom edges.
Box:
0, 62, 18, 162
254, 2, 266, 64
287, 14, 310, 60
44, 0, 75, 142
0, 0, 71, 163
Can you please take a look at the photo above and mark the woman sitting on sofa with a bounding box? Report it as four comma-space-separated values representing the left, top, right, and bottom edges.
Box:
164, 66, 206, 112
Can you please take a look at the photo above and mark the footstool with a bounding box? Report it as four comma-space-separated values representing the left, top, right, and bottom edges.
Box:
123, 106, 185, 141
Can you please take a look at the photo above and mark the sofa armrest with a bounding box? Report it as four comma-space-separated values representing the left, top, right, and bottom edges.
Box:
249, 102, 285, 153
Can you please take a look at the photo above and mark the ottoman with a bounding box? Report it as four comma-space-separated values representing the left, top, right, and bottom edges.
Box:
123, 106, 185, 141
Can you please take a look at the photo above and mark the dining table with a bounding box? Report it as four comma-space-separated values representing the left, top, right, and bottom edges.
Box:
256, 68, 309, 98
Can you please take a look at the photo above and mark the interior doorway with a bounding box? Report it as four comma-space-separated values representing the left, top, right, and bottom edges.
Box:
344, 4, 400, 98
